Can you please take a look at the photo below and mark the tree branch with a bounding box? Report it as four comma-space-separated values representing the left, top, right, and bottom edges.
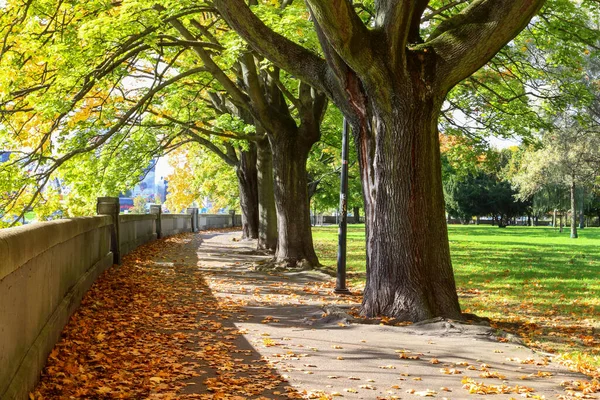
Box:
375, 0, 430, 65
425, 0, 546, 92
306, 0, 379, 77
213, 0, 328, 93
165, 15, 252, 111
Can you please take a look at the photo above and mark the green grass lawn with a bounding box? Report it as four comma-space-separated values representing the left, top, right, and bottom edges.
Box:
312, 224, 600, 372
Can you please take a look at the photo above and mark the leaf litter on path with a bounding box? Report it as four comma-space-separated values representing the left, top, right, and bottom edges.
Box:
33, 233, 299, 399
32, 230, 599, 400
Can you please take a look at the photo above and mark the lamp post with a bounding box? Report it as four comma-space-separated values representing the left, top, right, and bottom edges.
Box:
335, 117, 351, 294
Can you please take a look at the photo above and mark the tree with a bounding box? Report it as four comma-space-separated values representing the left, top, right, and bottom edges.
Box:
215, 0, 546, 321
444, 147, 530, 227
307, 107, 364, 221
0, 1, 325, 263
131, 195, 148, 214
163, 146, 239, 214
512, 123, 600, 238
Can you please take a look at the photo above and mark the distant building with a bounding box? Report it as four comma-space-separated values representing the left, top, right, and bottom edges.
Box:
119, 160, 169, 212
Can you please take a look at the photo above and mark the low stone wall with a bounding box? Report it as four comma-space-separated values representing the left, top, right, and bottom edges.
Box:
318, 215, 364, 224
161, 214, 193, 236
199, 213, 232, 229
0, 201, 245, 400
119, 214, 157, 256
0, 217, 113, 400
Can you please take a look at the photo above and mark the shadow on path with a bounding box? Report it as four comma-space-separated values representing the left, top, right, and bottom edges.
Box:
34, 232, 301, 399
33, 230, 597, 400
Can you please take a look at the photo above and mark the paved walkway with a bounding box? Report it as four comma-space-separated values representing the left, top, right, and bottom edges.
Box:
34, 231, 597, 399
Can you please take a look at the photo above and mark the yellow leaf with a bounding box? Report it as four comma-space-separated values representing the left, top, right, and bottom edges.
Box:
415, 389, 437, 397
97, 386, 112, 394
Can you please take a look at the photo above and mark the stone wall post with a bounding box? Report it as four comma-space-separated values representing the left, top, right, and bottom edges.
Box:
229, 209, 235, 227
97, 197, 121, 264
150, 204, 162, 238
187, 208, 198, 232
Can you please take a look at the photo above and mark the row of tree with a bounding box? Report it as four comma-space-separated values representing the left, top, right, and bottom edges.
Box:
1, 0, 598, 321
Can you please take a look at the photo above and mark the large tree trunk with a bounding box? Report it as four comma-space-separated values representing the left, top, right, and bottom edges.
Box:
236, 146, 259, 240
256, 137, 277, 251
269, 132, 319, 268
570, 181, 578, 239
214, 0, 545, 325
356, 97, 462, 321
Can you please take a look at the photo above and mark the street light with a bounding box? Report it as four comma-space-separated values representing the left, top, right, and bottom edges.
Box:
335, 117, 351, 295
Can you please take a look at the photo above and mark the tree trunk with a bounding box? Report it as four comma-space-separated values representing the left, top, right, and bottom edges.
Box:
498, 215, 507, 228
570, 181, 578, 239
269, 133, 319, 268
559, 214, 563, 233
356, 97, 462, 322
579, 187, 585, 229
353, 206, 360, 224
256, 137, 277, 251
236, 146, 259, 239
476, 216, 480, 225
553, 209, 557, 227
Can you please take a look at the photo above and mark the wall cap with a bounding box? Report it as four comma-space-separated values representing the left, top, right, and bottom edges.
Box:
0, 216, 112, 281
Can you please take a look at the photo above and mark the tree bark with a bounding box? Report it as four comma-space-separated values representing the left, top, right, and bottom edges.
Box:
570, 181, 578, 239
256, 137, 277, 251
269, 132, 319, 268
353, 206, 360, 224
213, 0, 543, 322
236, 145, 259, 240
357, 96, 462, 321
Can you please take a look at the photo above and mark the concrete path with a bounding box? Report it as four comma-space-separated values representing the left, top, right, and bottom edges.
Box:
188, 231, 596, 399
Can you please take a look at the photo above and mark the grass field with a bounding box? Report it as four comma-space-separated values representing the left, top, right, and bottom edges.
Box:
312, 224, 600, 373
